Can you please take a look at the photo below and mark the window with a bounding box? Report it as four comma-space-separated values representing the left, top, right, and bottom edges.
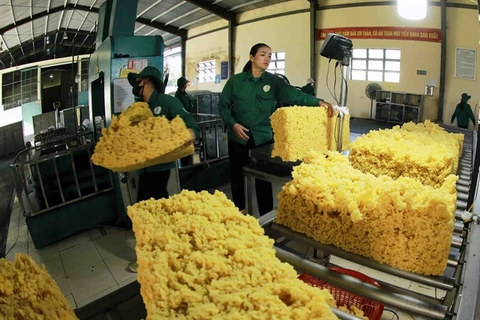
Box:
21, 68, 38, 105
350, 49, 401, 83
197, 59, 216, 83
164, 47, 182, 94
2, 71, 22, 110
80, 59, 89, 92
267, 51, 286, 75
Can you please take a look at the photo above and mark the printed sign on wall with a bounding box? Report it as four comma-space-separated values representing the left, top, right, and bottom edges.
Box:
455, 48, 476, 81
316, 27, 442, 43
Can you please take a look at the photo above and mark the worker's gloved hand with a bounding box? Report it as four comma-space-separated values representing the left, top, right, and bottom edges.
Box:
183, 129, 196, 147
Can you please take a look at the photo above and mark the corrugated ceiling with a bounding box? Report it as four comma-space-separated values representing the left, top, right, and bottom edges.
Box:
0, 0, 292, 69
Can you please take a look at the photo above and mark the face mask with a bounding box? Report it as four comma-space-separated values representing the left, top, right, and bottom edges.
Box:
132, 82, 144, 99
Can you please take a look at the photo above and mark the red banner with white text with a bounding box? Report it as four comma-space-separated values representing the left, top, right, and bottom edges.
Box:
316, 27, 442, 43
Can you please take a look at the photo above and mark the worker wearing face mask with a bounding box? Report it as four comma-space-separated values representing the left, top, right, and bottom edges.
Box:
175, 77, 194, 113
126, 66, 200, 272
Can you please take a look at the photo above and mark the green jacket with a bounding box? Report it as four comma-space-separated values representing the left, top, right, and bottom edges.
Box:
174, 90, 194, 113
451, 102, 475, 128
301, 84, 316, 97
142, 91, 200, 173
219, 71, 323, 146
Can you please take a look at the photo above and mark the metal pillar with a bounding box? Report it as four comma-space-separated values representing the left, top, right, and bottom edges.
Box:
308, 0, 318, 81
228, 20, 236, 77
337, 60, 349, 152
438, 0, 447, 122
181, 36, 186, 77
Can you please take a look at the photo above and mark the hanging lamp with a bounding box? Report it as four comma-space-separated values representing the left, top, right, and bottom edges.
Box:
397, 0, 427, 20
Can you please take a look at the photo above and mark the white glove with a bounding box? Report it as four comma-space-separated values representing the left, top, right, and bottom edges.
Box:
333, 105, 349, 116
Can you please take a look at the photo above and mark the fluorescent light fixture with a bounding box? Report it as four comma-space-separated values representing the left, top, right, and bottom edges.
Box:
397, 0, 427, 20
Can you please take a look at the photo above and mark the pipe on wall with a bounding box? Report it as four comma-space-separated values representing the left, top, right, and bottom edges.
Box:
309, 0, 318, 82
438, 0, 447, 122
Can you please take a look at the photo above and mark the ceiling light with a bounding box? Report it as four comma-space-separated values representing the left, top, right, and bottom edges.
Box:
397, 0, 427, 20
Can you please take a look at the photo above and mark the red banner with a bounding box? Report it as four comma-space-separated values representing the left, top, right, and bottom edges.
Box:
316, 27, 442, 43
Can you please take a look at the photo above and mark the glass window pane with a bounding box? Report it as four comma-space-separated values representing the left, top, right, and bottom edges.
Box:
277, 52, 285, 60
367, 71, 383, 81
368, 60, 384, 71
352, 59, 367, 70
271, 53, 277, 60
369, 49, 384, 59
351, 70, 366, 80
353, 49, 367, 58
277, 61, 285, 69
385, 61, 400, 71
385, 72, 400, 83
386, 49, 401, 60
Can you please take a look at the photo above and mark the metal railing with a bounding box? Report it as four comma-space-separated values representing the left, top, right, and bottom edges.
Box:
10, 136, 113, 217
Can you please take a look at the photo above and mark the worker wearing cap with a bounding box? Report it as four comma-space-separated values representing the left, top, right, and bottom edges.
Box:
175, 77, 194, 113
301, 78, 316, 97
451, 93, 476, 129
127, 66, 200, 201
127, 66, 199, 273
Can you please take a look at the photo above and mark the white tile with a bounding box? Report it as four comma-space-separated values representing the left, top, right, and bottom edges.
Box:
89, 228, 104, 240
67, 260, 117, 304
102, 227, 123, 235
330, 256, 363, 272
65, 295, 77, 310
118, 276, 137, 288
76, 285, 120, 309
357, 267, 411, 289
58, 232, 92, 252
61, 241, 102, 277
5, 240, 28, 261
94, 231, 135, 260
408, 282, 436, 297
41, 255, 66, 280
28, 243, 60, 264
104, 249, 137, 284
395, 308, 428, 319
55, 277, 71, 296
379, 308, 396, 320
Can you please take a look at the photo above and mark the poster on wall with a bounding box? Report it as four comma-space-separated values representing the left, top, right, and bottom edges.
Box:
127, 59, 148, 72
316, 27, 442, 43
220, 61, 229, 79
113, 78, 135, 113
455, 48, 476, 81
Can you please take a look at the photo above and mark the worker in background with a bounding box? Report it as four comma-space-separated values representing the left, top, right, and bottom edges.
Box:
127, 66, 200, 272
301, 78, 316, 96
175, 77, 194, 113
219, 43, 335, 217
451, 93, 476, 129
175, 76, 195, 167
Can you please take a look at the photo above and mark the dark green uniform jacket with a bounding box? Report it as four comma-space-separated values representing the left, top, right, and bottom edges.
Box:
142, 91, 199, 173
301, 84, 316, 97
219, 71, 323, 146
451, 102, 475, 128
174, 90, 194, 113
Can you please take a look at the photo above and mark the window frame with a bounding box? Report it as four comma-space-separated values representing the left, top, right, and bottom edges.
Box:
197, 59, 216, 83
350, 48, 401, 83
267, 51, 286, 75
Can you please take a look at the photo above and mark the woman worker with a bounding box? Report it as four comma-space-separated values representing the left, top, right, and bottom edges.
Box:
127, 66, 200, 272
219, 43, 335, 217
451, 93, 476, 129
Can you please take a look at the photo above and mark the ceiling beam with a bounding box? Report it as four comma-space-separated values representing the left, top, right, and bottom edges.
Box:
184, 0, 235, 21
0, 4, 99, 35
136, 17, 187, 37
0, 28, 94, 60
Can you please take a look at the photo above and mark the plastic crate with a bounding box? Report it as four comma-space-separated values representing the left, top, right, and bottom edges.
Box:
298, 267, 384, 320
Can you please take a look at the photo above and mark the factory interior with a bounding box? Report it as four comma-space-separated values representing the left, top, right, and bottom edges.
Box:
1, 0, 480, 319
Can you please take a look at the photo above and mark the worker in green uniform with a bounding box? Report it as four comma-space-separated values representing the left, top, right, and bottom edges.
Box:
127, 66, 200, 272
175, 76, 195, 167
175, 77, 194, 113
301, 78, 316, 96
451, 93, 476, 129
219, 43, 335, 217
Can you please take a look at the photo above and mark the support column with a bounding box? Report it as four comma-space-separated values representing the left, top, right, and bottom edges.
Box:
78, 58, 82, 93
308, 0, 318, 81
228, 20, 236, 77
37, 67, 41, 101
438, 0, 447, 122
181, 36, 186, 76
